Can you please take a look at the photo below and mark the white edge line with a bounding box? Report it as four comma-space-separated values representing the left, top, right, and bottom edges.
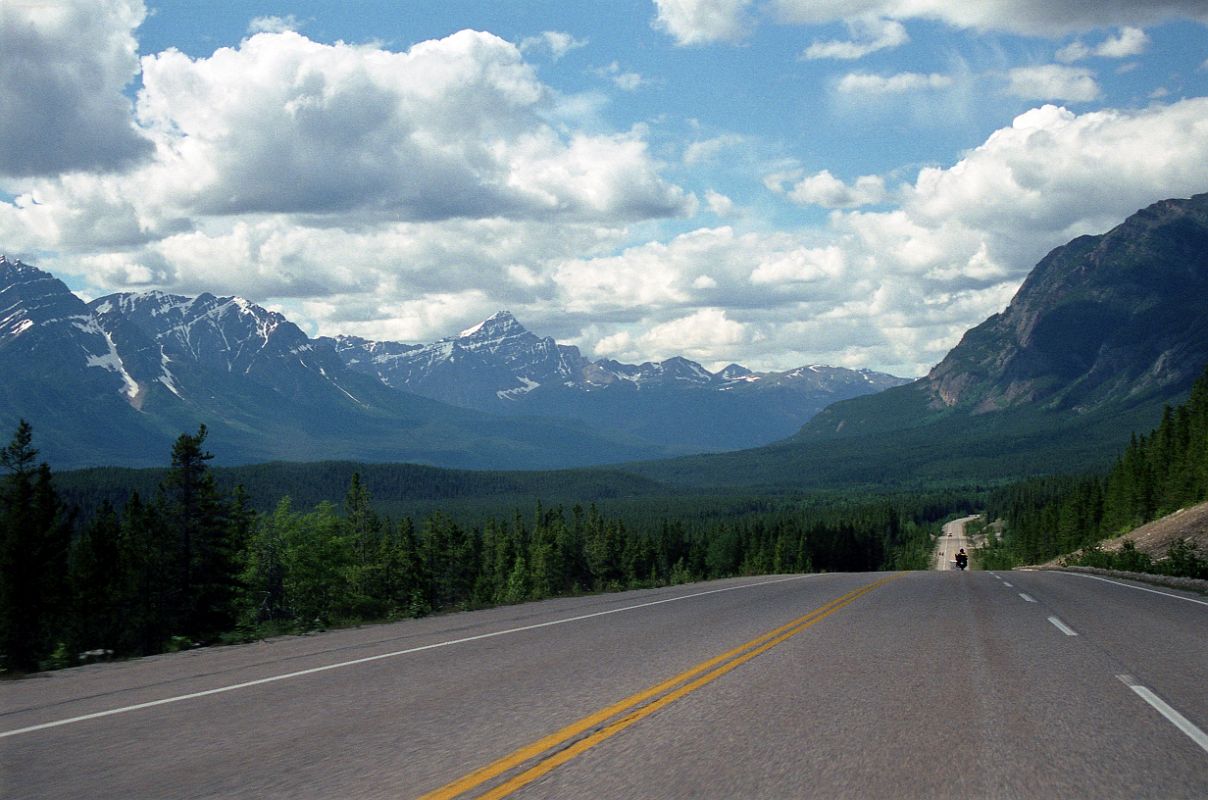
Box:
1018, 593, 1036, 602
1117, 675, 1208, 754
1, 575, 810, 739
1047, 616, 1078, 636
1060, 572, 1208, 607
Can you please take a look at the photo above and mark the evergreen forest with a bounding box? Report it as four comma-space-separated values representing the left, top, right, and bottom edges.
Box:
980, 366, 1208, 576
7, 367, 1206, 675
0, 421, 954, 674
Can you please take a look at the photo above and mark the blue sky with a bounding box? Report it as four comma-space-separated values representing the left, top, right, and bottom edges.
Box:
2, 1, 1207, 375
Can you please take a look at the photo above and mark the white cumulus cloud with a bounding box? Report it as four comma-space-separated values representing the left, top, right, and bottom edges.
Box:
655, 1, 1206, 45
518, 31, 588, 60
781, 170, 887, 208
595, 308, 749, 364
766, 0, 1208, 37
0, 28, 691, 261
1056, 27, 1150, 62
803, 17, 908, 60
1006, 64, 1101, 101
652, 0, 754, 45
547, 97, 1208, 375
683, 134, 746, 165
704, 189, 736, 216
247, 15, 303, 34
838, 72, 953, 95
594, 62, 646, 91
0, 0, 152, 177
129, 30, 689, 221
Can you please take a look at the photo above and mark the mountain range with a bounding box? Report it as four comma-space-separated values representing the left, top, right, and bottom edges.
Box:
7, 192, 1206, 482
325, 312, 906, 452
0, 258, 904, 469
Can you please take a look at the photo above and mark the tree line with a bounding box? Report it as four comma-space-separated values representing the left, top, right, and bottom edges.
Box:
1, 422, 940, 674
980, 365, 1208, 575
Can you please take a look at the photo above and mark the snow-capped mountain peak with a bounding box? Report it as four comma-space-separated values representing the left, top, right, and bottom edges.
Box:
454, 311, 535, 356
1, 258, 147, 407
330, 310, 911, 426
459, 309, 520, 339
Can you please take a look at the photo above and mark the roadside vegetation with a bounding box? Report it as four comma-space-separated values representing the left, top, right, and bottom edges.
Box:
978, 366, 1208, 578
1, 421, 959, 675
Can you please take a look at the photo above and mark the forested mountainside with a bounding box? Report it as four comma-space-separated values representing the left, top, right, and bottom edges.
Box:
981, 364, 1208, 573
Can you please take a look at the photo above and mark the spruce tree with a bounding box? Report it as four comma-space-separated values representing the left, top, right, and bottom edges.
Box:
118, 491, 173, 655
161, 425, 238, 642
0, 421, 71, 672
68, 501, 122, 656
343, 472, 380, 616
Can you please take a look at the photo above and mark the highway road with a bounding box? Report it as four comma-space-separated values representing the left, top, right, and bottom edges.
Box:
934, 514, 979, 570
3, 570, 1206, 798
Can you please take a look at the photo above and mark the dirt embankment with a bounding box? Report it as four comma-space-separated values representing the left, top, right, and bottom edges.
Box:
1037, 499, 1208, 568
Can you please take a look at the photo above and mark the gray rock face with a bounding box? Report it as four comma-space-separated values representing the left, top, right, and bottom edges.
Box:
923, 192, 1208, 415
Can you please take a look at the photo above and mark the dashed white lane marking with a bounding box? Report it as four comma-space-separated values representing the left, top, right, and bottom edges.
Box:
1047, 616, 1078, 636
1061, 572, 1208, 607
1003, 582, 1014, 588
1019, 593, 1036, 603
1118, 675, 1208, 755
0, 575, 813, 739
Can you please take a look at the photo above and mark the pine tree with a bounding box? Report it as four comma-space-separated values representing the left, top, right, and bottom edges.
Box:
117, 491, 173, 655
161, 425, 238, 642
0, 421, 71, 672
503, 554, 529, 604
343, 472, 380, 616
68, 501, 123, 655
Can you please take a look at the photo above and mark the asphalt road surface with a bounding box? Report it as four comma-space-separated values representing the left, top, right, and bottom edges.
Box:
3, 571, 1206, 799
934, 514, 979, 571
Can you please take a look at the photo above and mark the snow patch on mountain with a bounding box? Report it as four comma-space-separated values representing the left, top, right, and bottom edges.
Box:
332, 310, 912, 416
158, 348, 182, 398
2, 316, 33, 339
459, 319, 487, 338
81, 317, 140, 401
498, 377, 541, 400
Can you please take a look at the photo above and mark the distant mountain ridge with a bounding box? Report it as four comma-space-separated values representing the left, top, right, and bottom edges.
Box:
0, 256, 905, 468
331, 309, 903, 402
325, 310, 908, 451
0, 259, 665, 469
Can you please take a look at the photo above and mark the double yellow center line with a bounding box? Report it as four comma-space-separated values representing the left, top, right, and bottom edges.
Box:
421, 574, 901, 800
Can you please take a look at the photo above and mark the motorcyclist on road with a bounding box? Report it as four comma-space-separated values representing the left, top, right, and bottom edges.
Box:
955, 548, 968, 570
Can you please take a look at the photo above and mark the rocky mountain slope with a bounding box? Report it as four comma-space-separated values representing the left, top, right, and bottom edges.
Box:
798, 193, 1208, 441
628, 193, 1208, 488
